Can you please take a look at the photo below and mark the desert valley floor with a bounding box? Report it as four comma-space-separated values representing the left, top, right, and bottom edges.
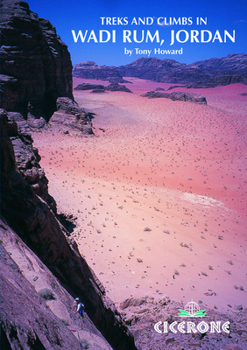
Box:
32, 78, 247, 313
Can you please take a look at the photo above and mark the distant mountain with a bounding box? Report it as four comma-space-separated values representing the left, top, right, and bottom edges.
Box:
73, 61, 123, 81
191, 54, 247, 73
73, 54, 247, 87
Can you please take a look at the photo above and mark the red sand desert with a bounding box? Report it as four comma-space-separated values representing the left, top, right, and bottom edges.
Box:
32, 78, 247, 313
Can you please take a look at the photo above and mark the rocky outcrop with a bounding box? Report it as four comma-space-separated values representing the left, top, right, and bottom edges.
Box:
1, 108, 56, 212
0, 0, 73, 122
1, 113, 137, 350
105, 83, 132, 93
49, 97, 94, 135
75, 82, 133, 93
73, 61, 122, 81
75, 83, 106, 91
74, 54, 247, 86
141, 91, 207, 104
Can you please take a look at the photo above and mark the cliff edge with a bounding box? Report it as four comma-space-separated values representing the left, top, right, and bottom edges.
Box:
0, 0, 137, 348
0, 0, 73, 126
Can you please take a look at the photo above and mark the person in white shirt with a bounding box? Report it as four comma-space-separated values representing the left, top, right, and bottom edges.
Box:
73, 297, 84, 318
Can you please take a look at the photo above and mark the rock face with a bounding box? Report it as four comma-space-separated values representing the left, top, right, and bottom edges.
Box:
0, 2, 135, 348
1, 113, 137, 350
1, 108, 57, 212
1, 221, 115, 350
74, 54, 247, 86
0, 0, 73, 122
0, 233, 82, 350
141, 91, 207, 104
49, 97, 94, 135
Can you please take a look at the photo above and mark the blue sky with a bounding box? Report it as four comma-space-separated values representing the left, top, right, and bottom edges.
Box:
27, 0, 247, 66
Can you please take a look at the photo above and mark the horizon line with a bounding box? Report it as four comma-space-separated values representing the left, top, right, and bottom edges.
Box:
72, 52, 247, 67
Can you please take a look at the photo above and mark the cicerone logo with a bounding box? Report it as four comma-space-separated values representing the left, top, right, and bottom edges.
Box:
178, 301, 207, 317
154, 300, 230, 335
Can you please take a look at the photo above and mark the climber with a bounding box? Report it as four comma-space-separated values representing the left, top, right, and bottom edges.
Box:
73, 297, 84, 318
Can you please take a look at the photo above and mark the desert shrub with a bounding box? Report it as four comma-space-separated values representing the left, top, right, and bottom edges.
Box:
38, 288, 55, 300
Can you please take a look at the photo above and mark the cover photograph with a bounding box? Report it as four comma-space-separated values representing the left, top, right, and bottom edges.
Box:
0, 0, 247, 349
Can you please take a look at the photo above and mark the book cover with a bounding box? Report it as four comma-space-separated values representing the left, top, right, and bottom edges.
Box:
1, 0, 247, 348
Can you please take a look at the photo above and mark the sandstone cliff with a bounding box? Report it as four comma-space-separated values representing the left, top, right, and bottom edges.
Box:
0, 0, 136, 347
1, 112, 137, 350
0, 0, 73, 124
1, 220, 113, 350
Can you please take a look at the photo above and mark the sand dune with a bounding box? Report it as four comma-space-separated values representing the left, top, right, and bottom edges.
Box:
32, 78, 247, 312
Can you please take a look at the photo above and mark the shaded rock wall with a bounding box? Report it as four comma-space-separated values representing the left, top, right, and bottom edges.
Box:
0, 0, 73, 121
1, 108, 57, 211
1, 218, 114, 350
0, 113, 137, 350
0, 229, 82, 350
